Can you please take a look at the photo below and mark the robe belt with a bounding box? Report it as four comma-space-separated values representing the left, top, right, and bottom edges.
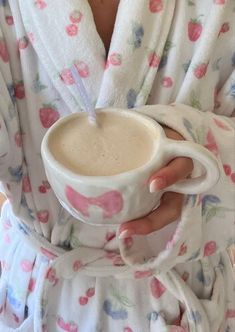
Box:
8, 217, 220, 332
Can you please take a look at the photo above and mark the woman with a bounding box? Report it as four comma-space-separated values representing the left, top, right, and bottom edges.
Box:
0, 0, 234, 331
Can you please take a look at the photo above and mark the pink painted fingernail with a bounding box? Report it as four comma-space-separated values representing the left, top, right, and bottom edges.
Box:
149, 177, 166, 192
118, 229, 135, 240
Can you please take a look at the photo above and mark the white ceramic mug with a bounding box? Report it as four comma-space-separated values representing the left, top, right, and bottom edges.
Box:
41, 108, 220, 225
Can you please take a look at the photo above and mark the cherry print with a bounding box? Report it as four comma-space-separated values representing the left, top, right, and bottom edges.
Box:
37, 210, 49, 223
69, 10, 83, 24
162, 76, 173, 87
204, 241, 217, 256
35, 0, 47, 10
150, 277, 166, 298
149, 0, 163, 13
20, 259, 33, 272
223, 164, 231, 176
39, 185, 47, 193
14, 81, 25, 99
28, 278, 36, 292
79, 296, 88, 305
5, 15, 14, 25
73, 260, 83, 271
148, 51, 160, 67
0, 38, 9, 63
66, 24, 78, 36
193, 63, 208, 79
86, 287, 95, 298
18, 36, 29, 50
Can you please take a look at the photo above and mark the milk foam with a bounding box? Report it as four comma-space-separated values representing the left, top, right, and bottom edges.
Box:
49, 112, 156, 176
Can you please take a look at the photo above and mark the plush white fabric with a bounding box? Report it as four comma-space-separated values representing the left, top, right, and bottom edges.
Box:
0, 0, 234, 331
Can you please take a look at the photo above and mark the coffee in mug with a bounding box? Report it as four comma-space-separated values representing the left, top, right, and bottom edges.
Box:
48, 112, 157, 176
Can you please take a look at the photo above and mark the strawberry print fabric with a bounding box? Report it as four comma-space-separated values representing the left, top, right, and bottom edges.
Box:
0, 0, 234, 331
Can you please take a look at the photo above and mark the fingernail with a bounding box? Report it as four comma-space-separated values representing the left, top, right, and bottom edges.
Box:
149, 177, 166, 192
118, 229, 135, 240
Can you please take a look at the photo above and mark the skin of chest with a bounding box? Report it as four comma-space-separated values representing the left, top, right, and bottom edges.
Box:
88, 0, 120, 54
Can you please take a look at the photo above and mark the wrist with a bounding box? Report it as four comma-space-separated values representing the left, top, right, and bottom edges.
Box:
162, 125, 185, 141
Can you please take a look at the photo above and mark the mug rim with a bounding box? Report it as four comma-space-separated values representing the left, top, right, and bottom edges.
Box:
41, 108, 166, 184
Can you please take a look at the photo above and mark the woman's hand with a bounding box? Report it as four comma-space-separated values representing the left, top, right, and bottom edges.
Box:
119, 127, 194, 238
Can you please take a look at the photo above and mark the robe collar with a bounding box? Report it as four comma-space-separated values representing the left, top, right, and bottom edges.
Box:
19, 0, 175, 112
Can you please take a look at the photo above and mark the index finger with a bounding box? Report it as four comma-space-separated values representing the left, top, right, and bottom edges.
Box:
149, 157, 193, 191
119, 192, 184, 237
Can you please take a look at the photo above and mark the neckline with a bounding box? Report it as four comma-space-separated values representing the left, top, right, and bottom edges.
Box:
86, 0, 122, 58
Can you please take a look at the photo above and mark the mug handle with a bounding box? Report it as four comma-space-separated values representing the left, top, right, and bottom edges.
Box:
161, 138, 220, 194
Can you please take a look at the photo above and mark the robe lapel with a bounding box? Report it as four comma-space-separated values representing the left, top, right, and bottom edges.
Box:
19, 0, 105, 113
97, 0, 176, 108
19, 0, 175, 111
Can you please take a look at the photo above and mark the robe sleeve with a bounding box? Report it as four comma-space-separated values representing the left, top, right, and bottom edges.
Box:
0, 74, 12, 180
0, 21, 20, 183
119, 71, 235, 272
0, 56, 15, 182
